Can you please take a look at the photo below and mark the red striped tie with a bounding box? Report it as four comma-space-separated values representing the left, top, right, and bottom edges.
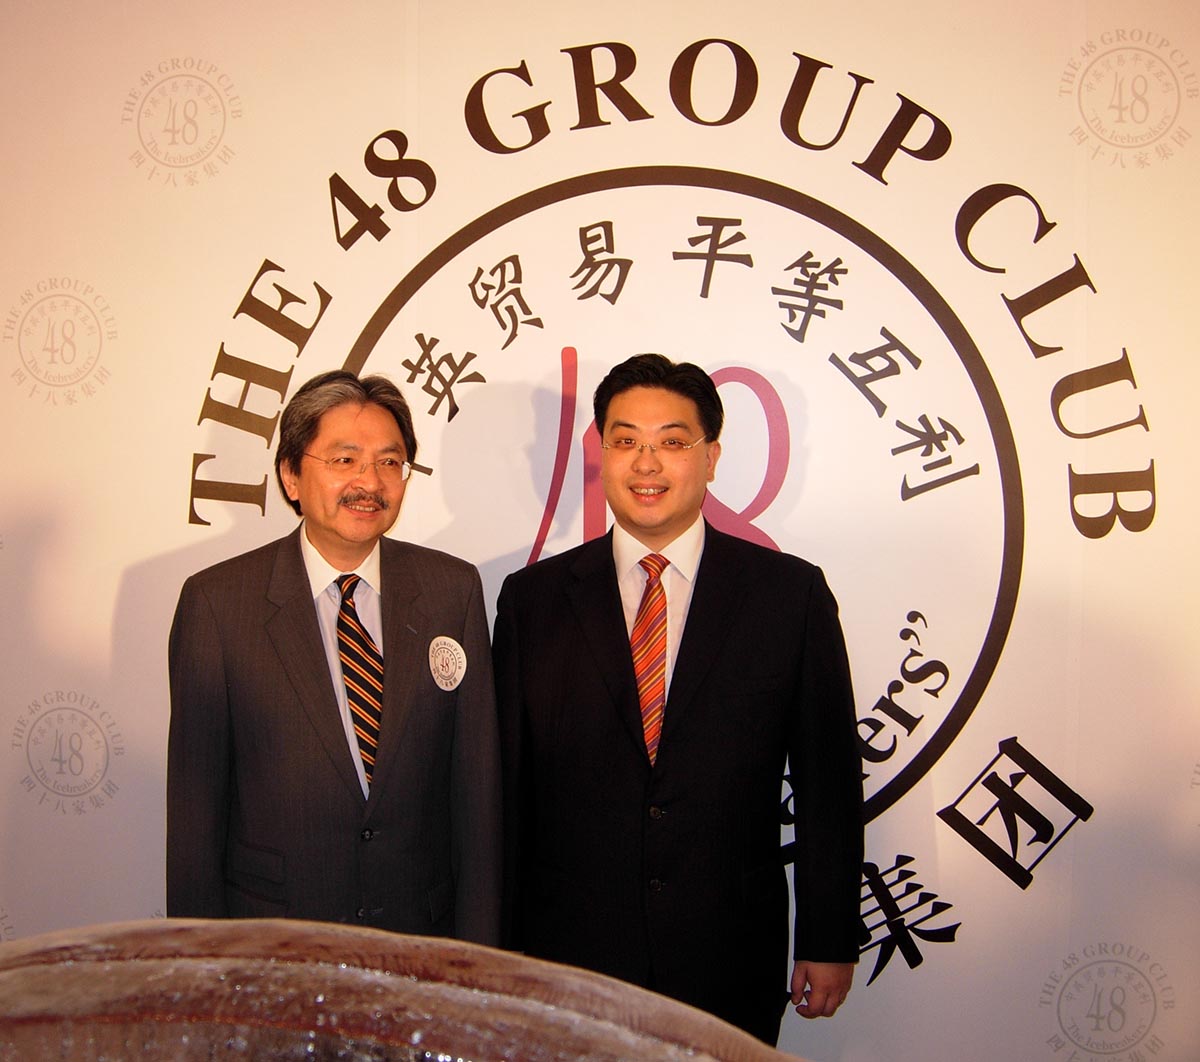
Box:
631, 554, 668, 765
336, 574, 383, 785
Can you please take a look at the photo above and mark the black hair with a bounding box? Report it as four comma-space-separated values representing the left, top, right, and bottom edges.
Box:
592, 353, 724, 440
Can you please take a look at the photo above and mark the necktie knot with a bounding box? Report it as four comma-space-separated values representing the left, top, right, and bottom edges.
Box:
337, 572, 360, 602
639, 553, 668, 583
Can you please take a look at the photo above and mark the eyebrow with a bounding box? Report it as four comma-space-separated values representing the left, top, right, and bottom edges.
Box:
607, 419, 694, 433
326, 441, 406, 454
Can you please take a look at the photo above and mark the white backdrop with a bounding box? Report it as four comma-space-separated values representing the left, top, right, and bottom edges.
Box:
3, 2, 1198, 1059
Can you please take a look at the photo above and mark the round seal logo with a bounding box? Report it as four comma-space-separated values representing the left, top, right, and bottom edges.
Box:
6, 278, 116, 404
11, 692, 125, 814
1061, 30, 1195, 167
27, 708, 108, 797
123, 59, 243, 185
1042, 943, 1177, 1061
428, 636, 468, 691
1078, 48, 1181, 150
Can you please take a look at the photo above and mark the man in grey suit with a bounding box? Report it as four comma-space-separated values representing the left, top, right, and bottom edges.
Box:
167, 370, 500, 945
494, 354, 863, 1043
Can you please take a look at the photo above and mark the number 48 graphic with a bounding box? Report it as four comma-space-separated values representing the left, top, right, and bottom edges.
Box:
41, 318, 77, 366
329, 129, 437, 250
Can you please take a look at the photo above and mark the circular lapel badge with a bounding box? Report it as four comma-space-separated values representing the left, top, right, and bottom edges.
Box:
428, 636, 468, 691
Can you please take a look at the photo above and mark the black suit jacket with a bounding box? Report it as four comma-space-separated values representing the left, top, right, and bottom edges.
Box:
493, 524, 862, 1035
167, 527, 500, 945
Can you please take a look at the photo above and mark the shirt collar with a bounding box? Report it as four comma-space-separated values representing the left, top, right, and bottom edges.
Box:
296, 523, 383, 599
612, 515, 705, 583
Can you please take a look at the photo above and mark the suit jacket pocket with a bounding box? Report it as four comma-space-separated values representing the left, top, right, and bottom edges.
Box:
225, 836, 286, 907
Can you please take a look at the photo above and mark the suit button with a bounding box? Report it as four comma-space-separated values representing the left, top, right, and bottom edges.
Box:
648, 805, 663, 819
360, 828, 374, 841
648, 878, 664, 893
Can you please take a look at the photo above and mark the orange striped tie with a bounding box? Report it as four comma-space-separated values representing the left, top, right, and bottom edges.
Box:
336, 574, 383, 785
631, 554, 668, 764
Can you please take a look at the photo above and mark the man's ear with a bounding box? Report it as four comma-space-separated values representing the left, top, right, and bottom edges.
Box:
280, 461, 301, 503
705, 440, 722, 482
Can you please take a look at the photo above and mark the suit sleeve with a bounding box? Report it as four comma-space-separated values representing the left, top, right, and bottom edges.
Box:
491, 573, 528, 951
790, 565, 865, 963
449, 565, 503, 946
166, 576, 231, 917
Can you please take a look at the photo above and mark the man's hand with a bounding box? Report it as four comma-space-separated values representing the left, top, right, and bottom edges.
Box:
790, 960, 854, 1019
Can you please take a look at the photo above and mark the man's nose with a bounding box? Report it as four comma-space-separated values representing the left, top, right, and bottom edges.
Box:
632, 444, 663, 472
352, 460, 384, 487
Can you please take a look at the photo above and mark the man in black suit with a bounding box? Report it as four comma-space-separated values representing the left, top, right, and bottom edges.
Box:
493, 354, 862, 1043
167, 370, 500, 945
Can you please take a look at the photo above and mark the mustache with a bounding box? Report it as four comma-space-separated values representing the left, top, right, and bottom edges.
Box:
339, 490, 389, 510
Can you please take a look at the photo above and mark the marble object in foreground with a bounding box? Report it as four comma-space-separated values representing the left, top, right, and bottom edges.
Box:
0, 918, 801, 1061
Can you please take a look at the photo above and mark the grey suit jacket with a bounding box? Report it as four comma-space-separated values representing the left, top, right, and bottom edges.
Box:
167, 527, 500, 945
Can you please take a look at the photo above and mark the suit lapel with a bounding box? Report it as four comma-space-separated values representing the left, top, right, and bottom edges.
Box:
662, 525, 748, 735
264, 528, 365, 802
367, 539, 427, 807
565, 534, 649, 758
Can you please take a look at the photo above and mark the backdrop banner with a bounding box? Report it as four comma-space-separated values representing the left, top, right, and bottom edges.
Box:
3, 2, 1197, 1059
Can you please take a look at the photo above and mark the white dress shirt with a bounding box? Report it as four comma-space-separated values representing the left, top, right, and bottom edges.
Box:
297, 525, 383, 798
612, 515, 705, 699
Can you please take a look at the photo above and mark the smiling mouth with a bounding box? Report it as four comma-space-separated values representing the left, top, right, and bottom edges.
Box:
631, 487, 666, 496
341, 492, 389, 512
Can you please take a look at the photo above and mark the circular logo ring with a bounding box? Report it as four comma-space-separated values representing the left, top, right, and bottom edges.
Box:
346, 165, 1024, 822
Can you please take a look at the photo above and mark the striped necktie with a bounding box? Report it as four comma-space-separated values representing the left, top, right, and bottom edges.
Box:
631, 553, 668, 765
336, 573, 383, 785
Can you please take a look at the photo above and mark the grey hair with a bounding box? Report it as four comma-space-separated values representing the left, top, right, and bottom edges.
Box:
275, 370, 418, 516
